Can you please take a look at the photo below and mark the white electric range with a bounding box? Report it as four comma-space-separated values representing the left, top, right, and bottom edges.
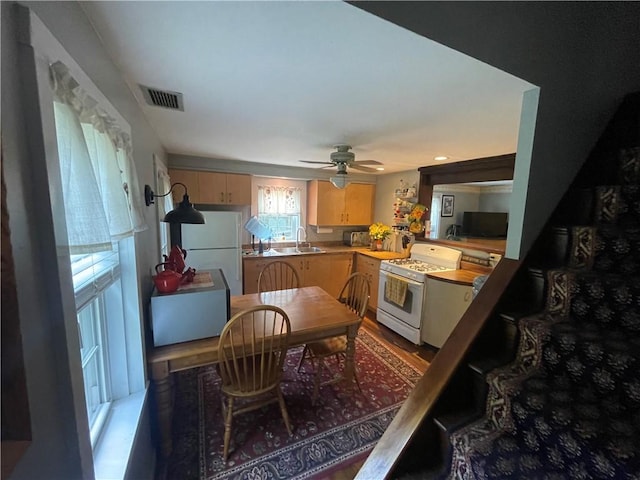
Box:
377, 244, 462, 344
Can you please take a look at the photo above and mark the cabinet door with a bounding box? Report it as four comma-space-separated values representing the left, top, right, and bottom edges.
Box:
327, 253, 354, 298
344, 183, 375, 226
308, 180, 346, 225
243, 259, 269, 294
356, 254, 380, 310
168, 169, 200, 203
198, 171, 227, 204
243, 257, 304, 293
225, 173, 251, 205
422, 279, 473, 348
301, 255, 331, 289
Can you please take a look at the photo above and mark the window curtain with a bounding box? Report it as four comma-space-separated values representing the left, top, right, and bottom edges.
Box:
257, 185, 301, 214
50, 61, 146, 254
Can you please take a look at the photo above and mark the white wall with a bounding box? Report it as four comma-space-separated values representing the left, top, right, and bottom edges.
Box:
355, 2, 640, 258
479, 192, 511, 213
373, 169, 420, 227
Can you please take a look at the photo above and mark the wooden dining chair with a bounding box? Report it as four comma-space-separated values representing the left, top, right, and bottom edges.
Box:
297, 272, 370, 404
217, 305, 293, 461
258, 260, 300, 294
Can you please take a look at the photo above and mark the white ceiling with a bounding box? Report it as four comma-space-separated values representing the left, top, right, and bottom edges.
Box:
80, 1, 534, 176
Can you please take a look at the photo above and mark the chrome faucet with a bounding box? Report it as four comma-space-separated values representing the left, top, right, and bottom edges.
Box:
296, 226, 308, 249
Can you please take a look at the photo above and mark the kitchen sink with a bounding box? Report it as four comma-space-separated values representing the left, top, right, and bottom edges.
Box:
272, 246, 326, 255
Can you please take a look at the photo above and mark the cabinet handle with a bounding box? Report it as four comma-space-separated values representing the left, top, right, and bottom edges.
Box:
220, 192, 225, 203
345, 213, 349, 222
228, 192, 232, 203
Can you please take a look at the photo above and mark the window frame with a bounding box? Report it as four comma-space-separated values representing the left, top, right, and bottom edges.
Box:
255, 182, 304, 243
20, 6, 150, 478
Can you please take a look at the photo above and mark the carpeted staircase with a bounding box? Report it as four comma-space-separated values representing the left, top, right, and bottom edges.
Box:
444, 144, 640, 479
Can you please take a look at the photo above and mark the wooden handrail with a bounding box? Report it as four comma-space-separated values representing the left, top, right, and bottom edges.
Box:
355, 258, 522, 479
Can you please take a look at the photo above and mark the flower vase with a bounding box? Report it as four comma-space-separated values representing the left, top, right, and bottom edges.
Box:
375, 239, 383, 251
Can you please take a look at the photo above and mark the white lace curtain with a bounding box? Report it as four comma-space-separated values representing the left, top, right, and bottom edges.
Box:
257, 185, 301, 214
50, 61, 146, 254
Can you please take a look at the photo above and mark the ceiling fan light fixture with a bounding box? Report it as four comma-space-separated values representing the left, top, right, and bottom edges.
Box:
330, 174, 349, 189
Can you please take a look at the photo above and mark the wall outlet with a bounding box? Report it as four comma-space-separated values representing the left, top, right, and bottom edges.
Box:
488, 253, 502, 267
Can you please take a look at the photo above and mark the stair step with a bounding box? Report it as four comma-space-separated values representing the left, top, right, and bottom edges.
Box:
464, 428, 640, 479
470, 311, 521, 365
468, 356, 506, 377
432, 408, 482, 478
434, 408, 481, 434
394, 465, 447, 480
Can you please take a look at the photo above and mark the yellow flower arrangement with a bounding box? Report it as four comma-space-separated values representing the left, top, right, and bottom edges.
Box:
369, 222, 392, 240
408, 204, 428, 234
407, 203, 428, 223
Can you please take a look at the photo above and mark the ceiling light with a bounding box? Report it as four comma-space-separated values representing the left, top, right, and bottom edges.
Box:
329, 175, 349, 189
434, 155, 449, 161
376, 167, 385, 171
144, 183, 205, 224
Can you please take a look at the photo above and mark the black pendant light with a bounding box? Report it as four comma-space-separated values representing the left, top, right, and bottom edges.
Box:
144, 183, 205, 224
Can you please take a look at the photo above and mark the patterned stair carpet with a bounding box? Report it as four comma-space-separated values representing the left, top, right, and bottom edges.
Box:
166, 330, 423, 480
445, 147, 640, 479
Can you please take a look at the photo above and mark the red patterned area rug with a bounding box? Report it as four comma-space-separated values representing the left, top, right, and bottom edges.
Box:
166, 330, 423, 480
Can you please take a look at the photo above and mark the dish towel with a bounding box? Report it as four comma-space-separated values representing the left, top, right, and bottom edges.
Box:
385, 273, 409, 307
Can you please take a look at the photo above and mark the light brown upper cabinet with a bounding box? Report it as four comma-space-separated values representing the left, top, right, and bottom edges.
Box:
168, 169, 251, 205
167, 169, 200, 203
308, 180, 375, 226
198, 172, 251, 205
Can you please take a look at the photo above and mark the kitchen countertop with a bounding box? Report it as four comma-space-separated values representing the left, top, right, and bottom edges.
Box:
242, 243, 408, 261
242, 242, 488, 285
426, 268, 484, 286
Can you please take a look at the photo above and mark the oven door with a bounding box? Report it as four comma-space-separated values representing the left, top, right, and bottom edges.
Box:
377, 270, 425, 328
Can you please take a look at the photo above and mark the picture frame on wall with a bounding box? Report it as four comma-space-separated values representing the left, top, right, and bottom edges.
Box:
441, 195, 454, 217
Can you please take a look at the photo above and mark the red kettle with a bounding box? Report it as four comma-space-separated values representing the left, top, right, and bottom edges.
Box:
163, 245, 187, 274
153, 262, 183, 293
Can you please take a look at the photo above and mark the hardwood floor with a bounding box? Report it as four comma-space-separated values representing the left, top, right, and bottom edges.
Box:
321, 311, 436, 480
361, 312, 436, 371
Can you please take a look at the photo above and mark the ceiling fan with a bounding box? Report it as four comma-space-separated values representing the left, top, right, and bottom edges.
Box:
300, 144, 383, 174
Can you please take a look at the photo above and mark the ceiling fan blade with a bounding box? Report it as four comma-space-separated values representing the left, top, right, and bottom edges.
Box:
349, 164, 377, 173
353, 159, 383, 166
300, 160, 334, 165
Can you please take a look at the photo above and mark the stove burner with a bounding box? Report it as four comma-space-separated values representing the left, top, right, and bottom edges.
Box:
387, 258, 420, 266
387, 258, 452, 272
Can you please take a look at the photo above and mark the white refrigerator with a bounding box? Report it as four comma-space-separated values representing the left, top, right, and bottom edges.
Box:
180, 211, 243, 295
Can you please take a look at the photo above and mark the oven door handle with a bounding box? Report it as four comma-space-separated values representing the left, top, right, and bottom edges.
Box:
380, 270, 424, 287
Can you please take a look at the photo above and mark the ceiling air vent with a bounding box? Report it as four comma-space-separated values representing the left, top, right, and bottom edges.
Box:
140, 85, 184, 111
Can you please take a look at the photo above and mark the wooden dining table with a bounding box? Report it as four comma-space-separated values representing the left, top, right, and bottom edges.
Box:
147, 286, 361, 458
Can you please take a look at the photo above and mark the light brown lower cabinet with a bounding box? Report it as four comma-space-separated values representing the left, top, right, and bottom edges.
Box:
355, 253, 381, 311
306, 252, 353, 298
243, 252, 353, 296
